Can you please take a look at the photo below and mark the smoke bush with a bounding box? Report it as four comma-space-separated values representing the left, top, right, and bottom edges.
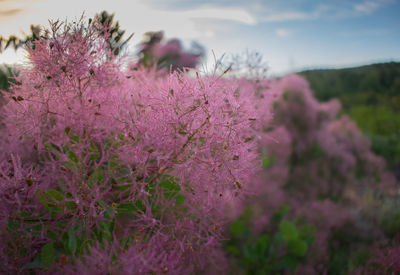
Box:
362, 245, 400, 274
270, 74, 390, 200
0, 18, 267, 274
226, 74, 397, 274
137, 31, 204, 72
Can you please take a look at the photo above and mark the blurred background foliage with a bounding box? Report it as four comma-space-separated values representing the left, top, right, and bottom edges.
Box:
300, 62, 400, 179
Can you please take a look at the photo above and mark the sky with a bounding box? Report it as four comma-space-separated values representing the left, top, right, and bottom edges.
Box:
0, 0, 399, 75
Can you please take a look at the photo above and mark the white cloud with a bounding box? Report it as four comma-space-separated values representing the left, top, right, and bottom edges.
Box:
0, 0, 257, 64
0, 0, 257, 43
353, 0, 395, 15
183, 7, 257, 25
0, 48, 26, 65
354, 1, 381, 14
262, 11, 311, 22
204, 30, 215, 38
275, 28, 291, 38
258, 0, 394, 23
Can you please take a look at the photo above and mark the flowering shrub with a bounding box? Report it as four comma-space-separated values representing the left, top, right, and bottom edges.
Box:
360, 245, 400, 274
0, 18, 266, 274
137, 31, 204, 71
225, 74, 397, 274
270, 75, 389, 201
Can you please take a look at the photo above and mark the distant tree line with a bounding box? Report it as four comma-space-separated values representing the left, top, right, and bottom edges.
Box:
300, 62, 400, 178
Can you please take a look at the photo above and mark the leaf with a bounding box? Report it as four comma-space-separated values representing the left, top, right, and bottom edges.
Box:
36, 189, 64, 209
108, 161, 117, 169
230, 220, 246, 237
262, 157, 274, 169
88, 167, 105, 185
80, 239, 94, 255
298, 224, 316, 245
117, 203, 137, 214
226, 245, 241, 256
287, 239, 308, 257
46, 189, 64, 201
278, 254, 299, 271
135, 200, 146, 212
88, 143, 100, 160
100, 221, 113, 241
104, 207, 114, 219
41, 243, 55, 267
159, 175, 180, 199
7, 219, 19, 230
65, 201, 77, 210
255, 234, 270, 256
24, 256, 42, 269
68, 151, 79, 163
279, 220, 298, 242
63, 161, 76, 171
175, 194, 186, 206
279, 204, 290, 215
69, 135, 79, 143
68, 228, 77, 254
45, 143, 61, 153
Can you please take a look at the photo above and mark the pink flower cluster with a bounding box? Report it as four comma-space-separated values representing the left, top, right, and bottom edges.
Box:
0, 19, 270, 274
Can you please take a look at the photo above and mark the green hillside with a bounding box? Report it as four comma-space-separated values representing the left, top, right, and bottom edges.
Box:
300, 62, 400, 177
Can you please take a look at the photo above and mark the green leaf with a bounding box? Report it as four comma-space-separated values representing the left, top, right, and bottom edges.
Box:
68, 151, 79, 163
63, 161, 76, 171
100, 221, 113, 241
69, 135, 79, 143
135, 200, 146, 212
35, 189, 64, 209
273, 232, 284, 246
279, 220, 298, 242
255, 234, 270, 256
298, 224, 316, 245
45, 143, 61, 152
287, 239, 308, 257
68, 228, 77, 254
65, 201, 77, 210
230, 220, 246, 237
80, 239, 94, 255
88, 142, 100, 160
7, 219, 19, 230
226, 245, 241, 256
175, 194, 186, 206
279, 204, 290, 215
117, 203, 137, 214
262, 157, 274, 169
24, 256, 42, 269
88, 166, 105, 185
41, 243, 55, 267
46, 189, 64, 201
279, 254, 299, 271
159, 175, 180, 199
108, 161, 117, 169
47, 230, 58, 241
